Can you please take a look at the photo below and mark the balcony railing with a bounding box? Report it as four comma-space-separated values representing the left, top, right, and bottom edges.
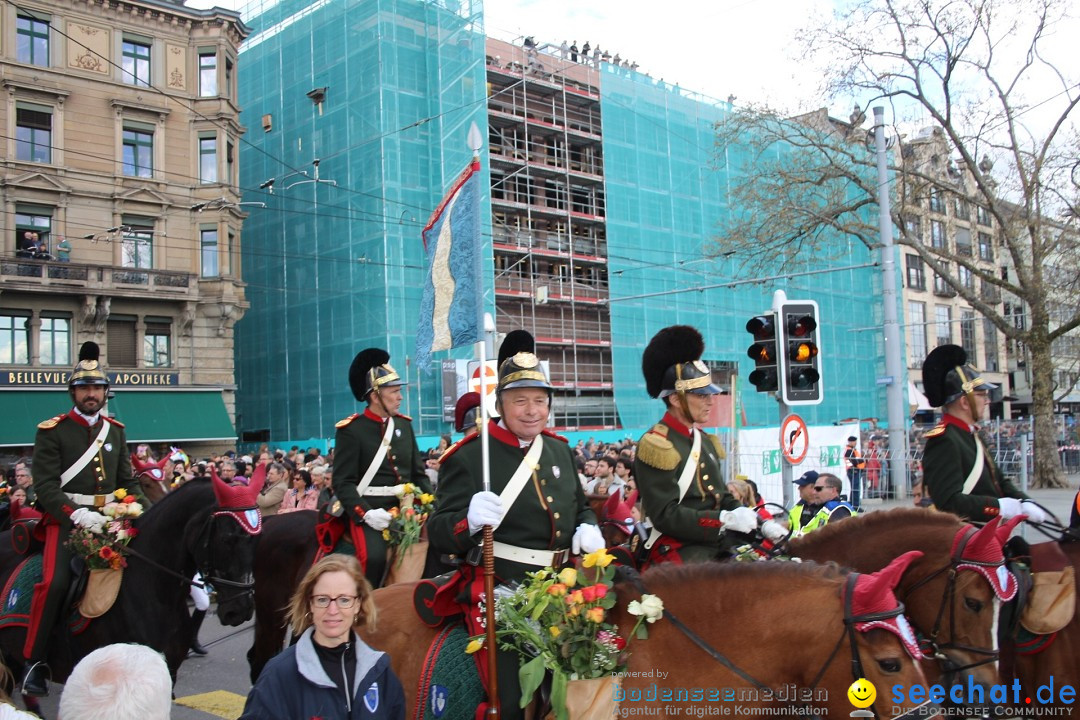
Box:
1, 258, 195, 297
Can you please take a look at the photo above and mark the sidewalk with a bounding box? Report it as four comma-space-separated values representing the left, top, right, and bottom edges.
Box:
864, 475, 1079, 526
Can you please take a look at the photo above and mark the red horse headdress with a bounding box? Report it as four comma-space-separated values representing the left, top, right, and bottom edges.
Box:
850, 550, 924, 659
210, 462, 265, 534
951, 515, 1022, 601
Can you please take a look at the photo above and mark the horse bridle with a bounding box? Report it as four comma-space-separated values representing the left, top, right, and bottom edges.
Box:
194, 507, 260, 606
619, 568, 929, 720
899, 525, 1000, 679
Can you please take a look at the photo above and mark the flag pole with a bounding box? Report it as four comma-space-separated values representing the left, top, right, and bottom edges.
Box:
469, 122, 500, 720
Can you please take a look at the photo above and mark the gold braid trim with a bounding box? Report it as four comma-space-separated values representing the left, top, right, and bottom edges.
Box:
708, 433, 726, 460
638, 426, 680, 471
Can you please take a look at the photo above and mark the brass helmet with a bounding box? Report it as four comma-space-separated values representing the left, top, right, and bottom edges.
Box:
69, 341, 109, 389
496, 330, 552, 394
922, 344, 997, 407
641, 325, 722, 399
454, 392, 482, 433
348, 348, 405, 402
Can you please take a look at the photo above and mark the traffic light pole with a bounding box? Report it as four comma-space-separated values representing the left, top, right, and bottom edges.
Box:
774, 290, 794, 508
873, 106, 909, 500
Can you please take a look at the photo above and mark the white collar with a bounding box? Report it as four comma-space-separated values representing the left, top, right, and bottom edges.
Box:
497, 420, 533, 448
73, 407, 101, 425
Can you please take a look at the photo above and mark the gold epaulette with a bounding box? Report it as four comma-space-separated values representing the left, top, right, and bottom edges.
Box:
707, 432, 726, 459
37, 414, 65, 430
335, 413, 360, 428
105, 416, 125, 428
396, 413, 413, 421
924, 424, 946, 438
439, 432, 479, 463
638, 424, 680, 471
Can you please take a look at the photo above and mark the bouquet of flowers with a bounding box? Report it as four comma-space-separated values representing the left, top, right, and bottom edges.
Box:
65, 490, 144, 570
380, 483, 435, 564
472, 548, 663, 720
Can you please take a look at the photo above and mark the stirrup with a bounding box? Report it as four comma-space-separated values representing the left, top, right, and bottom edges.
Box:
22, 661, 51, 697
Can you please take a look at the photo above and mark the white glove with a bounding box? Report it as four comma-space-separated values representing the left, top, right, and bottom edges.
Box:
1020, 501, 1048, 524
362, 508, 393, 531
760, 519, 787, 541
572, 524, 605, 555
719, 506, 758, 534
467, 491, 504, 534
997, 497, 1023, 519
70, 507, 108, 534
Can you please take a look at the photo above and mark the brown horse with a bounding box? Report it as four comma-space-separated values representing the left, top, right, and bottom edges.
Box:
790, 509, 1012, 696
362, 555, 931, 719
1011, 538, 1080, 708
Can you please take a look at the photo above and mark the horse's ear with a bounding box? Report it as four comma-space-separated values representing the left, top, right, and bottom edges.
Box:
995, 514, 1024, 545
247, 462, 266, 499
851, 550, 924, 617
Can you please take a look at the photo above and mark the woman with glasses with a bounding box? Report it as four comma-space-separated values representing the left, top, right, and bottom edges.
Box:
240, 555, 404, 720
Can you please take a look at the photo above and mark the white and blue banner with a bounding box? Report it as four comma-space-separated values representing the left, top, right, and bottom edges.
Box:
416, 159, 483, 370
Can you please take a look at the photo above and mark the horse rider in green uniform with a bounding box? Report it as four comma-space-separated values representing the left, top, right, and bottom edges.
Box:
428, 330, 603, 720
24, 342, 139, 696
333, 348, 432, 588
921, 344, 1045, 524
634, 325, 786, 566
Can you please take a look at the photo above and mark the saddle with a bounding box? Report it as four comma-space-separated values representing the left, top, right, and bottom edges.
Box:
1019, 541, 1075, 636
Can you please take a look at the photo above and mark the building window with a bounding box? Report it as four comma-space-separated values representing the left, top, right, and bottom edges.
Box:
955, 228, 972, 256
121, 39, 151, 86
16, 14, 49, 67
226, 140, 235, 184
0, 314, 30, 364
909, 301, 927, 367
905, 255, 925, 290
144, 320, 171, 367
935, 304, 952, 346
225, 57, 234, 98
984, 318, 999, 372
199, 135, 217, 183
121, 220, 153, 269
40, 316, 70, 365
977, 205, 992, 227
954, 197, 970, 221
122, 126, 154, 178
960, 309, 977, 362
199, 52, 217, 97
978, 232, 994, 261
15, 207, 52, 256
107, 318, 137, 367
958, 264, 974, 290
903, 215, 922, 243
15, 106, 51, 163
201, 228, 218, 277
928, 188, 944, 214
930, 220, 946, 250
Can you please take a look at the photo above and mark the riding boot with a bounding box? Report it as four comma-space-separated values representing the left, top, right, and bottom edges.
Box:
189, 609, 209, 656
22, 661, 50, 697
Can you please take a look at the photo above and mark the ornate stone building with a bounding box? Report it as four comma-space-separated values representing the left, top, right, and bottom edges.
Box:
0, 0, 249, 456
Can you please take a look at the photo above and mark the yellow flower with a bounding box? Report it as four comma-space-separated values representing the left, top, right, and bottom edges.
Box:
566, 590, 584, 606
382, 529, 391, 541
465, 638, 484, 654
546, 583, 567, 597
558, 567, 578, 587
114, 489, 127, 500
582, 549, 614, 568
402, 483, 415, 495
420, 493, 435, 505
585, 606, 605, 623
549, 626, 561, 638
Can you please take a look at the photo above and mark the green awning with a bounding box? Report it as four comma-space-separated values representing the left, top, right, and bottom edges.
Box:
0, 390, 236, 447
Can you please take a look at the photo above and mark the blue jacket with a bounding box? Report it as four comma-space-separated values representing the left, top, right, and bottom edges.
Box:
240, 628, 405, 720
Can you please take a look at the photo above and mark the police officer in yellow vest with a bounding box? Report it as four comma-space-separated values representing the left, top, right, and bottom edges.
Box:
635, 326, 786, 565
786, 469, 823, 538
796, 473, 856, 537
24, 342, 138, 696
921, 344, 1045, 523
332, 348, 432, 588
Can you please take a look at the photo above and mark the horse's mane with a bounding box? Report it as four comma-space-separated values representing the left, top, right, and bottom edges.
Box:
137, 478, 213, 523
637, 557, 847, 589
790, 507, 961, 552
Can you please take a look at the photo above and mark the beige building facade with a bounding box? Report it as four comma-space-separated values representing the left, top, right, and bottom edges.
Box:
0, 0, 249, 457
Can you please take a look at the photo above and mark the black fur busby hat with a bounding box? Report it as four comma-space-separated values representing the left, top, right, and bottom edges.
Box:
496, 329, 552, 393
641, 325, 721, 399
69, 341, 109, 388
921, 344, 996, 407
348, 348, 404, 402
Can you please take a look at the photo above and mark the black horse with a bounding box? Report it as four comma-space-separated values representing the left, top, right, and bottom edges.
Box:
0, 475, 263, 693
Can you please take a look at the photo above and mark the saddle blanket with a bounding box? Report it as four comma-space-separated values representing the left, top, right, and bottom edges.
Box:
415, 622, 484, 720
0, 555, 90, 634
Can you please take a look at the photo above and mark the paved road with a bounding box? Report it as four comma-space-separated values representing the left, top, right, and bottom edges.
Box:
18, 478, 1080, 719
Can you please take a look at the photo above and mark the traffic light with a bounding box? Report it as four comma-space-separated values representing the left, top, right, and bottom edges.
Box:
745, 313, 779, 393
779, 300, 822, 405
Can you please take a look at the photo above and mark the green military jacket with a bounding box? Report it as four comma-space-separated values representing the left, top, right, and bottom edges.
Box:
922, 413, 1027, 522
428, 421, 595, 583
634, 411, 740, 563
333, 408, 431, 524
32, 410, 136, 524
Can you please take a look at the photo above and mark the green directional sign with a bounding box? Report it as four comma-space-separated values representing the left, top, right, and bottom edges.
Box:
820, 446, 842, 467
763, 449, 782, 475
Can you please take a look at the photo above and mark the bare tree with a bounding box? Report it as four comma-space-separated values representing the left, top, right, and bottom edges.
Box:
713, 0, 1080, 487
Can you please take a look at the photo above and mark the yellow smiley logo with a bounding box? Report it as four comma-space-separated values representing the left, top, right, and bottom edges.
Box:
847, 678, 877, 709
